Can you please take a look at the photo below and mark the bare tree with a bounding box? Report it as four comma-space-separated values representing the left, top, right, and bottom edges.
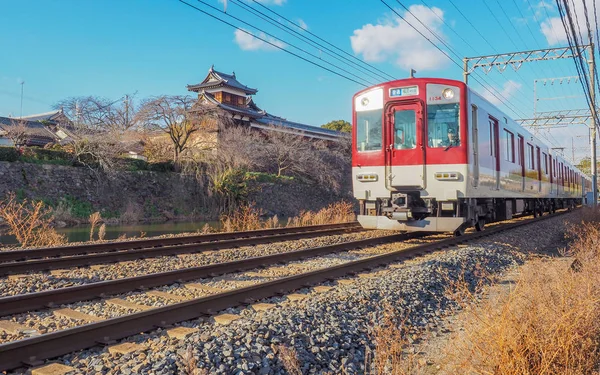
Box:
69, 130, 127, 172
54, 96, 114, 131
262, 126, 308, 177
3, 119, 30, 147
137, 96, 227, 161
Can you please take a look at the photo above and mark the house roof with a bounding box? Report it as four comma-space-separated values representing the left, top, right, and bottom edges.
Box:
255, 114, 350, 140
20, 109, 67, 123
187, 66, 258, 95
0, 117, 58, 146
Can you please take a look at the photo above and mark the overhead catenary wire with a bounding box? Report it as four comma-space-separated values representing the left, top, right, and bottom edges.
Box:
193, 0, 376, 87
249, 0, 397, 82
445, 0, 536, 115
381, 0, 529, 119
228, 0, 392, 83
177, 0, 371, 87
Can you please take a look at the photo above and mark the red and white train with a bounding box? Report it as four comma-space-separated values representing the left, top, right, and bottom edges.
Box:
352, 77, 591, 234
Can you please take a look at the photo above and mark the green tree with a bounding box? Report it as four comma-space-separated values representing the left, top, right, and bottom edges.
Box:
321, 120, 352, 133
576, 157, 600, 176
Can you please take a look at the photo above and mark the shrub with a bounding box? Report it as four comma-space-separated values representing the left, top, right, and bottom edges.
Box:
0, 192, 66, 248
122, 158, 149, 172
148, 161, 175, 172
0, 146, 20, 162
21, 147, 72, 163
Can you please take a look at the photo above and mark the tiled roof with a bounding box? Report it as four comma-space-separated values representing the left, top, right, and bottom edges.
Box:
0, 117, 58, 146
256, 115, 349, 140
20, 110, 63, 122
187, 66, 258, 95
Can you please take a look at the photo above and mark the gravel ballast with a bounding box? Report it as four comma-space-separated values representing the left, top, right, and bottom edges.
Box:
4, 213, 573, 374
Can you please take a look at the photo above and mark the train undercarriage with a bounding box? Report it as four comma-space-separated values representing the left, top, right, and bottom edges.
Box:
357, 196, 580, 236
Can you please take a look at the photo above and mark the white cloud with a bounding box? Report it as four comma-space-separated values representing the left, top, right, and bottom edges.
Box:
539, 0, 599, 45
350, 5, 449, 71
234, 28, 285, 51
482, 80, 522, 105
297, 18, 308, 30
255, 0, 286, 5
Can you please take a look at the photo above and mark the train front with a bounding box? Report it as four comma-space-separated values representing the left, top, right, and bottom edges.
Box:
352, 78, 468, 232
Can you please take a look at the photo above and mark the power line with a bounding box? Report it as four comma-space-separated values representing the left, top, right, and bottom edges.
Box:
177, 0, 370, 87
229, 0, 392, 82
194, 0, 375, 87
381, 0, 528, 118
249, 0, 397, 81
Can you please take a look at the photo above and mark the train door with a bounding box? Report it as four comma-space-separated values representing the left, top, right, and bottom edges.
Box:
549, 156, 554, 194
518, 135, 525, 191
471, 105, 479, 187
489, 117, 500, 190
536, 146, 541, 192
384, 101, 424, 189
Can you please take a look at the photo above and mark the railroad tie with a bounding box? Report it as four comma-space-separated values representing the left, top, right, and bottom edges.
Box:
166, 327, 198, 340
108, 342, 146, 355
285, 293, 308, 302
53, 308, 102, 322
312, 286, 333, 293
213, 313, 241, 325
250, 303, 277, 312
31, 363, 76, 375
0, 320, 29, 335
105, 298, 153, 311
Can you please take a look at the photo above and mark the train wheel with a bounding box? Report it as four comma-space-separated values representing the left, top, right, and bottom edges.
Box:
475, 218, 485, 232
533, 208, 538, 218
453, 227, 465, 237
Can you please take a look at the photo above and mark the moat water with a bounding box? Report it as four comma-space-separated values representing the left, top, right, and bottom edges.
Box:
0, 220, 220, 246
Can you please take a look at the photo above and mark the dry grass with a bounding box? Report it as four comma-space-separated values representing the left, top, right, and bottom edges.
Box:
275, 344, 303, 375
286, 201, 355, 227
177, 345, 208, 375
89, 211, 102, 241
219, 201, 355, 233
365, 306, 423, 375
0, 192, 66, 248
98, 223, 106, 241
439, 208, 600, 375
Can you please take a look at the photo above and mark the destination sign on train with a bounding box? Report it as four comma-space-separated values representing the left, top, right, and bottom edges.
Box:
390, 86, 419, 97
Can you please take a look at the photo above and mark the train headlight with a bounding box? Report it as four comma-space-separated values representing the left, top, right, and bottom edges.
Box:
357, 173, 378, 182
442, 88, 455, 100
435, 172, 460, 180
361, 97, 370, 106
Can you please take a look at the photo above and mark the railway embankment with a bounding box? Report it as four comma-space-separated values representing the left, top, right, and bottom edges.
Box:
3, 212, 580, 374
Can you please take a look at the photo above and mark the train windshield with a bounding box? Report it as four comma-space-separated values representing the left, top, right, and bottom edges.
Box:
356, 109, 382, 152
427, 103, 460, 148
394, 109, 417, 149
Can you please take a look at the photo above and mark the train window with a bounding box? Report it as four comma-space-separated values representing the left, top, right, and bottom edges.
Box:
503, 129, 515, 162
394, 109, 417, 149
518, 135, 524, 166
543, 153, 548, 174
427, 103, 459, 148
527, 144, 534, 169
356, 109, 383, 152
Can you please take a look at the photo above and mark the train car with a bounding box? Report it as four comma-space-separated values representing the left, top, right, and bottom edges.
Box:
352, 77, 591, 235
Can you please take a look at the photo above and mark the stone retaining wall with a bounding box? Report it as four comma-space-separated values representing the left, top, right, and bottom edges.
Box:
0, 162, 349, 222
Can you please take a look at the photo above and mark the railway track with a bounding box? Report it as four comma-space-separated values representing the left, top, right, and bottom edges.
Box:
0, 211, 567, 371
0, 222, 361, 276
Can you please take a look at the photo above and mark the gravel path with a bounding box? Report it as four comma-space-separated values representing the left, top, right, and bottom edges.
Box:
3, 212, 574, 374
0, 230, 390, 297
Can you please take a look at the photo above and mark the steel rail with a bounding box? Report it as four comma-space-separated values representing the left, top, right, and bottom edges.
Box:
0, 222, 359, 263
0, 224, 362, 276
0, 233, 419, 316
0, 211, 566, 371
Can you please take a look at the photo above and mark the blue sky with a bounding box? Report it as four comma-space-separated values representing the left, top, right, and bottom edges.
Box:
0, 0, 597, 161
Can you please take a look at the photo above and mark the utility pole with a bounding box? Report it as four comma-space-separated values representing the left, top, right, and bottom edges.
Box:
124, 95, 130, 129
19, 81, 24, 118
589, 47, 597, 206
